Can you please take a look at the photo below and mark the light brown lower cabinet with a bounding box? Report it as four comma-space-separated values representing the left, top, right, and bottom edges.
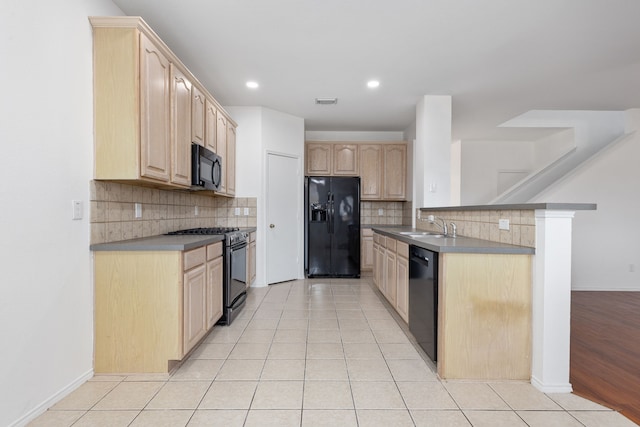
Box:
361, 228, 374, 271
437, 253, 532, 380
372, 233, 408, 323
372, 233, 533, 380
94, 242, 223, 374
395, 242, 409, 323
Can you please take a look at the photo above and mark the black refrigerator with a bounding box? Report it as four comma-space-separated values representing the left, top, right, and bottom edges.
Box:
305, 176, 361, 278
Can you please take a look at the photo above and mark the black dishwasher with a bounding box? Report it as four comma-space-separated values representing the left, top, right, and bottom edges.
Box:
409, 245, 438, 362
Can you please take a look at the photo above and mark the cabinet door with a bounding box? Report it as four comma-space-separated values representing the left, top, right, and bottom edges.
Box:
204, 98, 217, 153
226, 123, 236, 196
216, 112, 228, 194
139, 33, 171, 182
206, 256, 223, 329
375, 240, 386, 293
170, 65, 192, 187
333, 144, 358, 175
396, 255, 409, 323
183, 264, 207, 354
359, 145, 383, 200
306, 143, 332, 175
361, 229, 374, 271
191, 85, 205, 146
385, 246, 397, 305
383, 145, 407, 200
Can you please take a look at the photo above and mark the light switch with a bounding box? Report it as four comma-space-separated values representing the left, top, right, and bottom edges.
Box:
235, 207, 240, 216
135, 203, 142, 219
194, 206, 199, 216
244, 207, 249, 216
498, 219, 510, 230
378, 208, 384, 216
72, 200, 82, 220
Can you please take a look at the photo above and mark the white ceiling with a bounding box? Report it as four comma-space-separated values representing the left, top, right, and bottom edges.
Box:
111, 0, 640, 141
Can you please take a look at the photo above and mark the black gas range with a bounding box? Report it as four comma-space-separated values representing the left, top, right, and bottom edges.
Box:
167, 227, 248, 247
167, 227, 248, 325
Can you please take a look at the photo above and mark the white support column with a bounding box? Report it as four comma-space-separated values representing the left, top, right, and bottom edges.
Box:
531, 209, 575, 393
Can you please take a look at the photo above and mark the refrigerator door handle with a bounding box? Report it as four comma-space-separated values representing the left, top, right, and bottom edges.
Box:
327, 192, 332, 234
330, 194, 335, 234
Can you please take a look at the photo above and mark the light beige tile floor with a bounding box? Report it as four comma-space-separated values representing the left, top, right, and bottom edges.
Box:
30, 278, 638, 427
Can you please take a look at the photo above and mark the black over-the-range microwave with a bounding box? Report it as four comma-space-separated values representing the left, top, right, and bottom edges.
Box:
191, 143, 222, 191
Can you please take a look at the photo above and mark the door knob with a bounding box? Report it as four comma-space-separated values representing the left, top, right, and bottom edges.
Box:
270, 224, 275, 228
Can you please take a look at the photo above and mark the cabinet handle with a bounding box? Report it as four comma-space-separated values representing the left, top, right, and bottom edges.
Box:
270, 224, 275, 229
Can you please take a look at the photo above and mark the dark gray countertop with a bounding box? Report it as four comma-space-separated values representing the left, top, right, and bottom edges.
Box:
90, 234, 225, 251
372, 227, 535, 255
419, 203, 596, 212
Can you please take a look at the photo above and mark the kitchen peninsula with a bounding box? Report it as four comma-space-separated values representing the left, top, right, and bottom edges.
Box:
382, 203, 596, 393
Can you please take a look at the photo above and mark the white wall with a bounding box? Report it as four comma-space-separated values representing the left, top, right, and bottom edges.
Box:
533, 128, 575, 169
414, 96, 452, 208
460, 140, 534, 205
532, 109, 640, 291
226, 107, 305, 285
0, 0, 124, 425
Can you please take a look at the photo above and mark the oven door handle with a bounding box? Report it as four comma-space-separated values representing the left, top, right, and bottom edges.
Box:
229, 291, 247, 309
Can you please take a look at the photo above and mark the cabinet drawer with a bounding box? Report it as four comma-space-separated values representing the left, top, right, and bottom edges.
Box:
184, 247, 206, 271
373, 233, 381, 244
362, 228, 373, 237
397, 241, 409, 258
207, 242, 223, 261
249, 231, 256, 243
385, 237, 397, 252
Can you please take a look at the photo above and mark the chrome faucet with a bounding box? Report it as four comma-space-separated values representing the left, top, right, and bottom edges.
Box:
427, 215, 448, 236
449, 222, 457, 238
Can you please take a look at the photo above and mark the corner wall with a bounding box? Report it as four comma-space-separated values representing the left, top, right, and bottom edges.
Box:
0, 0, 124, 425
531, 109, 640, 290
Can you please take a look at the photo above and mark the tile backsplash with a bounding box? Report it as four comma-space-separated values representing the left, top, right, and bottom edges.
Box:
361, 201, 412, 226
90, 181, 257, 245
416, 208, 536, 248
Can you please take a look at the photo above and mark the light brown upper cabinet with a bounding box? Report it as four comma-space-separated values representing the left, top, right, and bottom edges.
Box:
359, 144, 383, 200
383, 144, 407, 200
305, 141, 407, 200
306, 143, 359, 176
216, 112, 228, 194
170, 64, 192, 187
191, 85, 205, 147
91, 16, 237, 191
204, 98, 217, 153
306, 143, 332, 175
226, 122, 236, 196
333, 144, 359, 175
92, 24, 172, 184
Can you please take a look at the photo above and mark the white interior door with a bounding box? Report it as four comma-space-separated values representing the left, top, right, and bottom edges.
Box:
266, 153, 300, 284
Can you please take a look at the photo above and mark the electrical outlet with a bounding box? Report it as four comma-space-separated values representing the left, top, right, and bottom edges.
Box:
244, 207, 249, 216
135, 203, 142, 219
235, 207, 240, 216
498, 219, 510, 230
378, 208, 384, 216
72, 200, 82, 220
194, 205, 199, 216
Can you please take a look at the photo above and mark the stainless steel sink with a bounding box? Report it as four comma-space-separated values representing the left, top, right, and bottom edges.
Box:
400, 232, 446, 238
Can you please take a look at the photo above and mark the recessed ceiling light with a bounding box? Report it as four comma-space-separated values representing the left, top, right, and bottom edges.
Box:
246, 81, 259, 89
367, 80, 380, 88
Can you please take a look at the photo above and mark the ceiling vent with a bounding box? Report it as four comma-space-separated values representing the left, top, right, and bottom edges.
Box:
315, 98, 338, 105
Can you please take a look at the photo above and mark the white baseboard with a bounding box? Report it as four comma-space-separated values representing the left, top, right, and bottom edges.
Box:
531, 375, 573, 394
10, 368, 94, 427
572, 284, 640, 291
